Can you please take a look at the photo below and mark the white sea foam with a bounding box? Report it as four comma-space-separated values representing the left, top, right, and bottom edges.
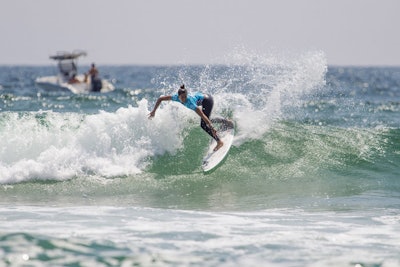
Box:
0, 101, 188, 184
1, 206, 399, 267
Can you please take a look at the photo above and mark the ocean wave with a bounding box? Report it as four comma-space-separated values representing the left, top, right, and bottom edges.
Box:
1, 51, 398, 188
0, 103, 163, 183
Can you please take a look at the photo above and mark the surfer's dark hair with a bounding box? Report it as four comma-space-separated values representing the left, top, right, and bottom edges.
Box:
178, 84, 186, 95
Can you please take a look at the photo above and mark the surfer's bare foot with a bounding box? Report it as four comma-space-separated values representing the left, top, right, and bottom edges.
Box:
214, 141, 224, 151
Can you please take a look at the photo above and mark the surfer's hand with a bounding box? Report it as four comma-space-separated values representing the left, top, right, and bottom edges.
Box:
148, 111, 155, 119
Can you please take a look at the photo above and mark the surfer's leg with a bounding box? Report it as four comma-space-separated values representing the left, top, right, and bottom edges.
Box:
201, 119, 220, 141
201, 95, 220, 141
201, 94, 223, 151
204, 95, 233, 131
201, 120, 223, 151
202, 94, 213, 118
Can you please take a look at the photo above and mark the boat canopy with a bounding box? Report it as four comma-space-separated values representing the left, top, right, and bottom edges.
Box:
49, 51, 87, 61
49, 51, 87, 79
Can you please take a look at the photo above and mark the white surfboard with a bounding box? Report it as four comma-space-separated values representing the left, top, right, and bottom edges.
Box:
202, 126, 235, 172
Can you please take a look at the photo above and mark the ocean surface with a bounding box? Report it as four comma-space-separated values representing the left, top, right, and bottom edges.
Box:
1, 51, 400, 266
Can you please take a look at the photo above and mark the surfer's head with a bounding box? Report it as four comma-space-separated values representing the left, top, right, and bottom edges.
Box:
178, 84, 186, 95
178, 84, 187, 102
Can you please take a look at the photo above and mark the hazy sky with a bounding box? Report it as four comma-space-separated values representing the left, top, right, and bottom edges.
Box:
1, 0, 399, 66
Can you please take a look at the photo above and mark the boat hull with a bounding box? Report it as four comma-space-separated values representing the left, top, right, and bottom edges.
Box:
35, 75, 114, 94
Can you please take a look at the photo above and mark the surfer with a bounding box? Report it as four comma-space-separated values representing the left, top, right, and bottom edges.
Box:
148, 84, 224, 151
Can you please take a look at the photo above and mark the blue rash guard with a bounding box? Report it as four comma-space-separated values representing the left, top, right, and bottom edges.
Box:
171, 91, 220, 142
171, 92, 204, 110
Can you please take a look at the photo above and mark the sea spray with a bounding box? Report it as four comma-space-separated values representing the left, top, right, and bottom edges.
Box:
165, 49, 328, 144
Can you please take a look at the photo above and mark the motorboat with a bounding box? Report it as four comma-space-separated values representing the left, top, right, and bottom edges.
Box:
35, 51, 114, 94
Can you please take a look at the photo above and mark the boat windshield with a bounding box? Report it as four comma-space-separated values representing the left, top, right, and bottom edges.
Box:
50, 51, 86, 79
58, 60, 77, 78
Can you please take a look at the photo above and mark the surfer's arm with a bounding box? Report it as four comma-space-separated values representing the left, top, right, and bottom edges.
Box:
195, 107, 217, 135
148, 95, 172, 118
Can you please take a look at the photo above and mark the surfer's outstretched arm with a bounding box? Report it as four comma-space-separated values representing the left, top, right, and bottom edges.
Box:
148, 95, 172, 118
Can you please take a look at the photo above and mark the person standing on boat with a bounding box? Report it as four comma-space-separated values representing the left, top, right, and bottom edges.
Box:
86, 63, 102, 92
